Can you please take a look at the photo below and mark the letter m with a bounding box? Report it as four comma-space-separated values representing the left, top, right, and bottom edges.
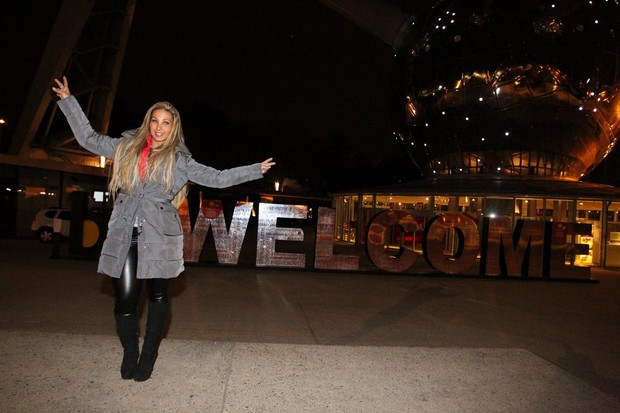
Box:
483, 218, 544, 277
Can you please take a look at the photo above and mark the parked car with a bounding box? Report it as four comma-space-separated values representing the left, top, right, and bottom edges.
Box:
31, 208, 71, 242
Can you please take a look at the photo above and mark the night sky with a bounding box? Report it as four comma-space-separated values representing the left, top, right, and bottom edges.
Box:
2, 0, 427, 193
118, 1, 390, 139
3, 0, 617, 190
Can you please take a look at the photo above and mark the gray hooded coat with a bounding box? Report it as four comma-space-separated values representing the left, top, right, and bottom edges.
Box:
57, 96, 264, 279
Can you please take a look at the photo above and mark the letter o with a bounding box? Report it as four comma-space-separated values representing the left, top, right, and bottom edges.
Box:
423, 213, 479, 274
366, 210, 419, 272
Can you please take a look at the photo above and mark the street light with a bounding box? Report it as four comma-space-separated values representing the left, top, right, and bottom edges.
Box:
0, 119, 5, 153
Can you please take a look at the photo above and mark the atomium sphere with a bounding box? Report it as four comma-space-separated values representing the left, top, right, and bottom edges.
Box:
391, 0, 620, 180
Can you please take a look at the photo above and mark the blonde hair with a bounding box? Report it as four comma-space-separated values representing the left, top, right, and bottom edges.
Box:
109, 101, 188, 207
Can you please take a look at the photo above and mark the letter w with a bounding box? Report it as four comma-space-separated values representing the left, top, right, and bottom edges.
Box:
183, 202, 253, 264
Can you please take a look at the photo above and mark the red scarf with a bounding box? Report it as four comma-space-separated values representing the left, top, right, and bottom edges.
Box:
139, 135, 153, 180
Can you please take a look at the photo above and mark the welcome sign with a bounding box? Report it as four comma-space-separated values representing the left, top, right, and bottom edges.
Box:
181, 202, 592, 279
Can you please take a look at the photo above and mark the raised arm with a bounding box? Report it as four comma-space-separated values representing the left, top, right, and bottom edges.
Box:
185, 156, 275, 188
52, 76, 120, 159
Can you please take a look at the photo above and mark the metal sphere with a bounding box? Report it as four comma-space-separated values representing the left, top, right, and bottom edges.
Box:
392, 0, 620, 180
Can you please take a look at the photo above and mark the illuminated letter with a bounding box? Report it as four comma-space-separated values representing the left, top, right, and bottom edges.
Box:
366, 210, 419, 272
482, 218, 544, 277
180, 199, 199, 261
182, 200, 252, 264
423, 213, 479, 274
547, 222, 591, 279
82, 219, 100, 248
256, 203, 307, 268
314, 207, 359, 270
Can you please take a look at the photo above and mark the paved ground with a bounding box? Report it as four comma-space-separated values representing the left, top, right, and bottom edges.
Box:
1, 239, 620, 412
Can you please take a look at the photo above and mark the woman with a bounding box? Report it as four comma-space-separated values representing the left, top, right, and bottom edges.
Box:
52, 76, 275, 382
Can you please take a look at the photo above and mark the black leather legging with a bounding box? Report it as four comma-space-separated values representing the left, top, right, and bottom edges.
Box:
113, 229, 169, 315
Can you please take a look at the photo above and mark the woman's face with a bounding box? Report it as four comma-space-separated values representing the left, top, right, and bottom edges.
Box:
149, 108, 174, 148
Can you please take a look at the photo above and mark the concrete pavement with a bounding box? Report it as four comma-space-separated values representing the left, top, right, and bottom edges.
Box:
1, 239, 620, 412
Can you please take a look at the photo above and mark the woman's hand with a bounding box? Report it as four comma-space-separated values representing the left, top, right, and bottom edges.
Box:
52, 76, 71, 100
261, 158, 276, 174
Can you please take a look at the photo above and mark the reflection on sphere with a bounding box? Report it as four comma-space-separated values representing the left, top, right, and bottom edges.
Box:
392, 0, 620, 180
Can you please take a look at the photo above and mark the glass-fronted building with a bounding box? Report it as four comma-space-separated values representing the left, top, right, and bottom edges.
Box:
351, 1, 620, 273
333, 176, 620, 269
0, 161, 110, 238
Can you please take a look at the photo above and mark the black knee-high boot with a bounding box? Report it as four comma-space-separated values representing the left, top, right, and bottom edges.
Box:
134, 301, 169, 382
114, 312, 139, 380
